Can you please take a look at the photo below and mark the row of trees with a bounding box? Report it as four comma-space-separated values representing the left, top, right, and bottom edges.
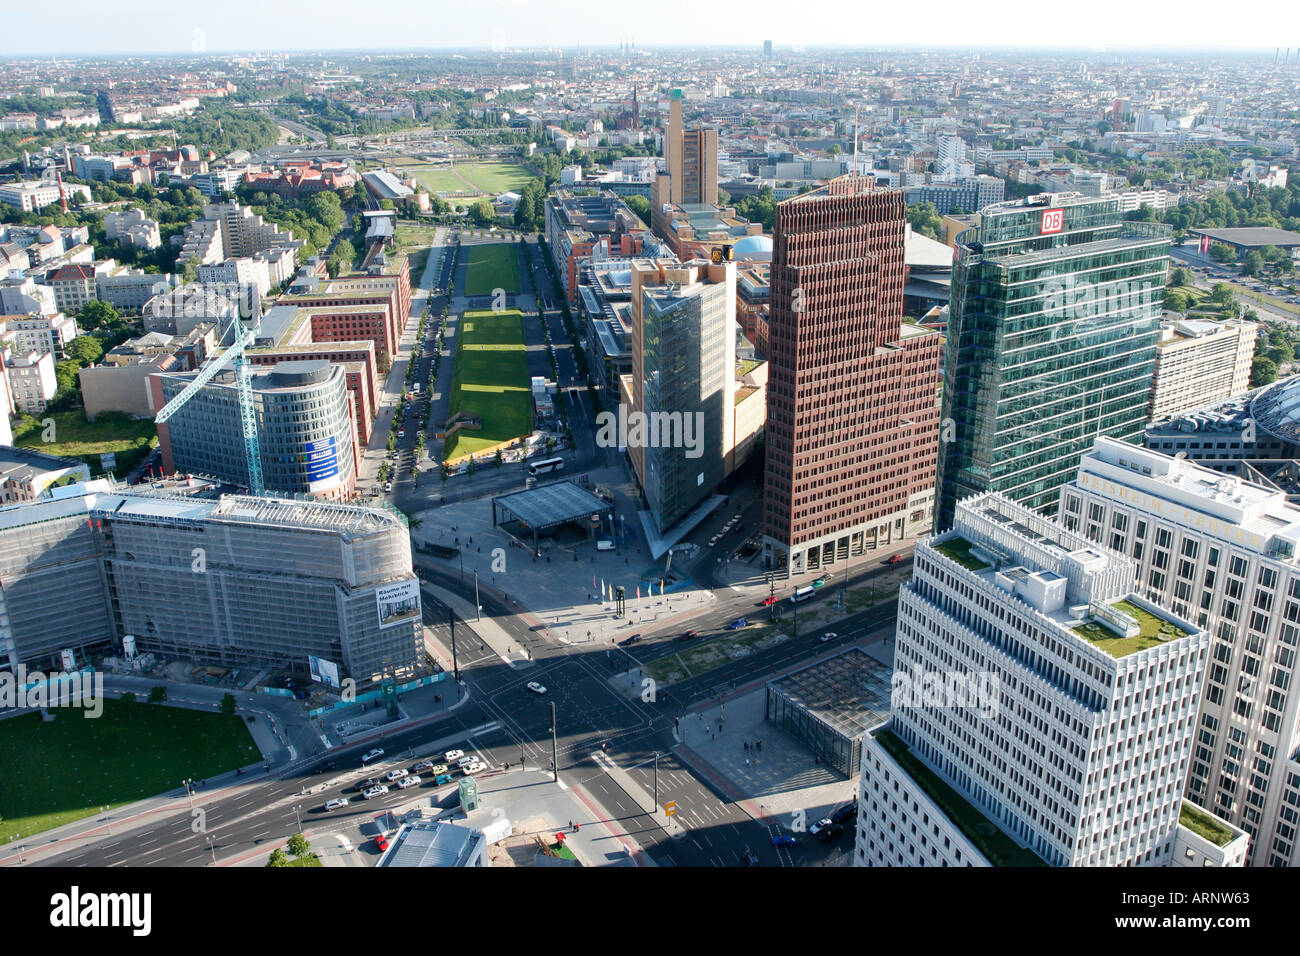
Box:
235, 187, 348, 260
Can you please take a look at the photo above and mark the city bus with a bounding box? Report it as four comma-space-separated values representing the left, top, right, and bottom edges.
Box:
528, 456, 565, 478
790, 586, 816, 604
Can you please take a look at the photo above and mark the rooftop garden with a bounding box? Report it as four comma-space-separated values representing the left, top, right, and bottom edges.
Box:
934, 536, 991, 572
875, 729, 1047, 867
1072, 599, 1189, 659
1180, 802, 1236, 848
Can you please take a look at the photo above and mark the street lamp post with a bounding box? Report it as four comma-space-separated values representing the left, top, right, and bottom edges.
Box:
654, 752, 661, 813
474, 569, 480, 622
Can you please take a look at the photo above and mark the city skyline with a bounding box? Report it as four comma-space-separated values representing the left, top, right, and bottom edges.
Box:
0, 2, 1294, 57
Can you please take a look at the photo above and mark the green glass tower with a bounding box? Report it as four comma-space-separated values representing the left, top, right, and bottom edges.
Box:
936, 193, 1171, 528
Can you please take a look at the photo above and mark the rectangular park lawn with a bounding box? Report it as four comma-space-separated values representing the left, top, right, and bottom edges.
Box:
0, 696, 261, 843
464, 243, 520, 296
445, 309, 532, 461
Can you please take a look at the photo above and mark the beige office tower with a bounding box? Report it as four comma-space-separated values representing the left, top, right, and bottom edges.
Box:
659, 88, 717, 207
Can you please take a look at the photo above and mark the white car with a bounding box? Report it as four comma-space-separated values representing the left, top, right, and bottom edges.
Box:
461, 761, 487, 775
323, 798, 350, 811
397, 775, 422, 789
456, 753, 478, 768
527, 681, 547, 695
360, 748, 385, 764
385, 768, 409, 782
820, 632, 838, 642
362, 785, 390, 800
444, 749, 465, 763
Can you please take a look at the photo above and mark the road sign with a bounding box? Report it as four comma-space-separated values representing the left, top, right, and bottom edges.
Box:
664, 801, 677, 817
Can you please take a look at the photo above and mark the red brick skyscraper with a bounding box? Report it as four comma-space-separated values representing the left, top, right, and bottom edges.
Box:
762, 177, 942, 577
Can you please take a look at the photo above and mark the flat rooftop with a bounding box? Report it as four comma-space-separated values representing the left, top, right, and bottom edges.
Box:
767, 648, 892, 741
1188, 226, 1300, 248
493, 480, 612, 531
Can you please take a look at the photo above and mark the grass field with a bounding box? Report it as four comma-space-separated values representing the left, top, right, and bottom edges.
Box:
445, 309, 532, 461
12, 411, 157, 479
465, 243, 520, 295
408, 161, 536, 198
0, 697, 261, 844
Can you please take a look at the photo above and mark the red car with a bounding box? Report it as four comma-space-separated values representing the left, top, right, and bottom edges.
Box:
374, 835, 389, 852
679, 630, 699, 641
761, 596, 778, 606
886, 554, 904, 564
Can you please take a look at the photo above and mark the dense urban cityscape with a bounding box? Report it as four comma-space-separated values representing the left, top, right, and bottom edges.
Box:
0, 9, 1297, 921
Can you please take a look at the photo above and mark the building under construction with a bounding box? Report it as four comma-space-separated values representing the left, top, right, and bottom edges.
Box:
0, 483, 422, 680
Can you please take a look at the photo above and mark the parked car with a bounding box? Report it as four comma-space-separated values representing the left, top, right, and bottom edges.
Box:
726, 617, 748, 630
360, 748, 385, 765
771, 834, 800, 848
362, 785, 390, 800
385, 768, 409, 782
527, 681, 547, 695
679, 630, 699, 641
397, 775, 422, 789
323, 798, 350, 811
444, 749, 465, 763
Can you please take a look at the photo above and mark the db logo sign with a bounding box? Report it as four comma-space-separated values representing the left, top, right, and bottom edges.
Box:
1040, 209, 1065, 235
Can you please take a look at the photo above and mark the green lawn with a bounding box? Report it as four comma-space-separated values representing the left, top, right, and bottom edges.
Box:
1180, 802, 1235, 847
0, 697, 261, 844
445, 309, 532, 461
1072, 599, 1188, 659
12, 411, 157, 479
409, 162, 536, 198
465, 243, 520, 296
934, 537, 991, 572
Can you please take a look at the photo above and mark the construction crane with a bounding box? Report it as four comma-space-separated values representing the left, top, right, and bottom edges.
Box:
153, 313, 265, 495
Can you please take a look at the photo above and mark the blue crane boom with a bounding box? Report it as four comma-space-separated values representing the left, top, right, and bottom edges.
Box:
153, 317, 265, 496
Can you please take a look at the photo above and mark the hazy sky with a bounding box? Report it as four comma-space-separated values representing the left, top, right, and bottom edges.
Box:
0, 0, 1280, 57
